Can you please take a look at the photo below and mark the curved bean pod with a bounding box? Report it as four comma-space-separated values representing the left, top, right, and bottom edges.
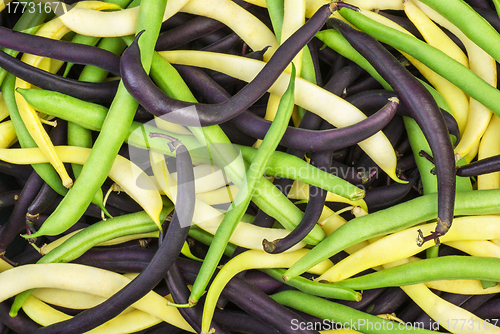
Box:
330, 13, 456, 243
477, 115, 500, 189
121, 4, 334, 127
0, 26, 120, 75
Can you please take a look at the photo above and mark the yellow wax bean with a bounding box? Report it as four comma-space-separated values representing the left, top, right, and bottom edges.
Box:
0, 263, 194, 331
318, 215, 500, 282
477, 115, 500, 189
23, 295, 162, 333
149, 151, 305, 250
288, 180, 368, 211
465, 140, 480, 164
155, 117, 192, 135
0, 146, 162, 229
201, 249, 333, 332
159, 50, 401, 182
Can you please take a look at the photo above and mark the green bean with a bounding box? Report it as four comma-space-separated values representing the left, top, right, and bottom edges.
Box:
1, 74, 67, 196
338, 7, 500, 118
28, 0, 168, 239
266, 0, 285, 43
415, 0, 500, 64
283, 188, 500, 281
10, 206, 173, 317
261, 268, 361, 301
270, 290, 435, 333
333, 256, 500, 290
239, 145, 364, 200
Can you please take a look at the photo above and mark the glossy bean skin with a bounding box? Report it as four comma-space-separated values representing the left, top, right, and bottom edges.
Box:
283, 189, 500, 281
329, 14, 456, 243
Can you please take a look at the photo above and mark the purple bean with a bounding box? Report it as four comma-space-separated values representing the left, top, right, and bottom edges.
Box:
465, 0, 492, 9
0, 50, 118, 103
11, 245, 43, 265
461, 293, 497, 313
329, 16, 456, 244
474, 7, 500, 34
0, 190, 21, 210
201, 32, 243, 53
121, 4, 334, 126
397, 154, 417, 172
155, 16, 226, 51
376, 11, 424, 40
336, 287, 388, 311
72, 247, 156, 273
346, 89, 460, 142
324, 64, 363, 96
103, 187, 144, 213
365, 287, 409, 315
232, 99, 398, 152
0, 26, 120, 75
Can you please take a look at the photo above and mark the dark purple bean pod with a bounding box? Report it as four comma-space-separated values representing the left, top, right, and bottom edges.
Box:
0, 161, 33, 179
103, 187, 144, 213
465, 0, 492, 9
262, 151, 332, 253
0, 50, 118, 104
460, 293, 497, 313
72, 247, 156, 273
336, 287, 388, 311
32, 136, 195, 334
324, 64, 363, 96
0, 26, 120, 75
0, 301, 40, 334
0, 171, 44, 263
328, 16, 456, 244
396, 154, 417, 172
364, 286, 408, 315
155, 16, 226, 51
456, 154, 500, 177
330, 159, 374, 186
201, 32, 243, 53
121, 4, 334, 127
